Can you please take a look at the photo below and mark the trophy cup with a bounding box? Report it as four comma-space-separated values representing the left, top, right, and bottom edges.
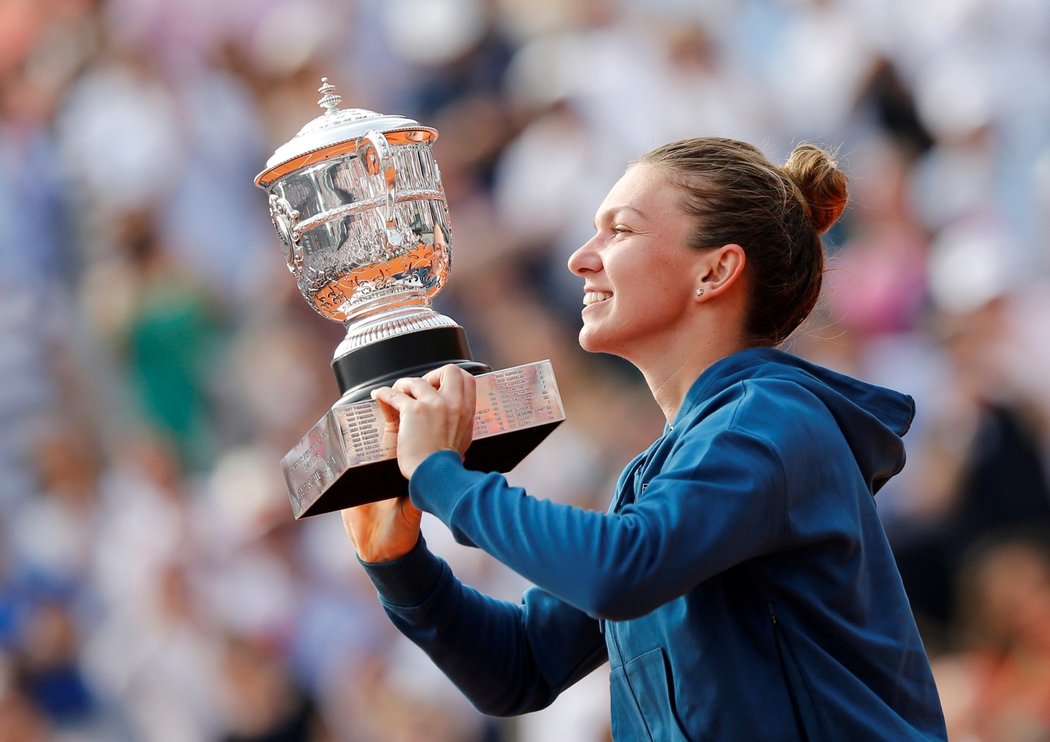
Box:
255, 79, 565, 518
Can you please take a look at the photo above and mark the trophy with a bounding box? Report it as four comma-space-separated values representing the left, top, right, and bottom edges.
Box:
255, 79, 565, 518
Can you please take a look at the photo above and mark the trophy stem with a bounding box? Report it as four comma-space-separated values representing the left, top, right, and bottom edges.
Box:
332, 326, 490, 402
334, 290, 459, 358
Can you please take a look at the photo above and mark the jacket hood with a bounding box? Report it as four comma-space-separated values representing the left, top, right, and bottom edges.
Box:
678, 347, 916, 496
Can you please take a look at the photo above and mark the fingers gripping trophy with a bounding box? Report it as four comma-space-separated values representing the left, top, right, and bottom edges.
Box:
255, 79, 565, 518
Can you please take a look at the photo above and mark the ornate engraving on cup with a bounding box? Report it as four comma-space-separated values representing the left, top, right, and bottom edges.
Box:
268, 194, 303, 273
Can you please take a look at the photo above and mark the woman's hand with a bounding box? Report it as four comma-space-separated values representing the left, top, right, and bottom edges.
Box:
340, 364, 476, 563
370, 364, 478, 480
341, 395, 423, 562
341, 495, 423, 563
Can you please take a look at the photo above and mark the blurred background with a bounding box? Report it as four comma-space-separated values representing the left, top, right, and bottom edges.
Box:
1, 0, 1049, 739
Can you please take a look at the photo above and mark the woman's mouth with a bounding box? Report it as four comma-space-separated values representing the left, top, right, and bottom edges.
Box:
583, 291, 612, 306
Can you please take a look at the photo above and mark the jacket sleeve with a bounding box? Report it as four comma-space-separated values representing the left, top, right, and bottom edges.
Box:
361, 536, 608, 716
408, 417, 786, 621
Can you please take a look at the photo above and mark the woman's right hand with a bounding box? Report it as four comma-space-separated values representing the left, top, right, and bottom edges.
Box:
341, 495, 422, 563
340, 397, 423, 563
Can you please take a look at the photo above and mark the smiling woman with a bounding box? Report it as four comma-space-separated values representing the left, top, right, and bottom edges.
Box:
342, 136, 948, 741
568, 162, 727, 378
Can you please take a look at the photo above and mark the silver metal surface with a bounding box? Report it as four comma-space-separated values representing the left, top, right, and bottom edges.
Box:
257, 78, 434, 183
255, 78, 455, 357
282, 360, 565, 519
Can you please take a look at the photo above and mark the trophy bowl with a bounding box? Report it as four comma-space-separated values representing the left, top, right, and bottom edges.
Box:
255, 79, 565, 518
256, 78, 487, 397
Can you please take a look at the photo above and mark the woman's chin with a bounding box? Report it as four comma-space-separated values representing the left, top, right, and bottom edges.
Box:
577, 328, 600, 353
577, 327, 612, 355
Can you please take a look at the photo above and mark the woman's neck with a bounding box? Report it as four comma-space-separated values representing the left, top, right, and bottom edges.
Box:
639, 335, 749, 424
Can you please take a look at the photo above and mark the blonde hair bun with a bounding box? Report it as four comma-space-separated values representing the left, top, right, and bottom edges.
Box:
783, 144, 849, 235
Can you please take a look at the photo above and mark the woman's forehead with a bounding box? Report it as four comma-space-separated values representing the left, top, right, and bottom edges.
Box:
596, 164, 678, 219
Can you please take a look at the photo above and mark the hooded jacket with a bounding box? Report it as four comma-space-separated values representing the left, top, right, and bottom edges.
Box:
362, 347, 948, 740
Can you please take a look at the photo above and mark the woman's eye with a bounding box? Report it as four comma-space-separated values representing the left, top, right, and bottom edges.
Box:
613, 225, 632, 235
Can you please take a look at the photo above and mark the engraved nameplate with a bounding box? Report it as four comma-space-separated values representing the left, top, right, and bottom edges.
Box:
282, 360, 565, 518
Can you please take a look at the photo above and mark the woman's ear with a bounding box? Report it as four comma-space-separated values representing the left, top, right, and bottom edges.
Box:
695, 244, 746, 300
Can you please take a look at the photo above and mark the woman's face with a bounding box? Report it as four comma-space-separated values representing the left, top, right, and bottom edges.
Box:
567, 163, 706, 360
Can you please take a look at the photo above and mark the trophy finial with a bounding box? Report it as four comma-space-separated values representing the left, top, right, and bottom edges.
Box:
317, 77, 341, 114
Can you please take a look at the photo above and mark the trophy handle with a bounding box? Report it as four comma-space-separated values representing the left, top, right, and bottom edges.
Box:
358, 130, 403, 247
268, 194, 304, 274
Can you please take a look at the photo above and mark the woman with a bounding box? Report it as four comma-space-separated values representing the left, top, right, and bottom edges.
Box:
343, 138, 948, 740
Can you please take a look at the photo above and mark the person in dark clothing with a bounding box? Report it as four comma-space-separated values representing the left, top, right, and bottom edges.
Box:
342, 137, 948, 740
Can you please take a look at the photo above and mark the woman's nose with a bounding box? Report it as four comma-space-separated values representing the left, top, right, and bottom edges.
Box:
567, 236, 599, 276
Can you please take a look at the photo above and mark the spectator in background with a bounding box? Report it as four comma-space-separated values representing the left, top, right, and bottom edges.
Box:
80, 212, 226, 472
888, 242, 1050, 639
935, 531, 1050, 741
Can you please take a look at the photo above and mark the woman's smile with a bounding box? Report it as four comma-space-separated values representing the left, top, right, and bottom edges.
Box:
583, 291, 612, 306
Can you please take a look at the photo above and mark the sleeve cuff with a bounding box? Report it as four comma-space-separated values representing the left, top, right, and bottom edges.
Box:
359, 535, 447, 608
408, 450, 488, 522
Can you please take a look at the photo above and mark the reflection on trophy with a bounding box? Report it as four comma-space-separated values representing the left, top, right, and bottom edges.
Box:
255, 79, 565, 518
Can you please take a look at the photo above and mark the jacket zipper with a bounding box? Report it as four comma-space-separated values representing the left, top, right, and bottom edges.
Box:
766, 599, 828, 742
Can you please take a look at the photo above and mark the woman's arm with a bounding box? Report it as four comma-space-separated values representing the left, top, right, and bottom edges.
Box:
342, 368, 607, 717
360, 536, 608, 716
408, 420, 785, 621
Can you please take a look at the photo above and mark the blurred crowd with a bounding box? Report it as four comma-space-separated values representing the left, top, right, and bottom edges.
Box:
2, 0, 1049, 739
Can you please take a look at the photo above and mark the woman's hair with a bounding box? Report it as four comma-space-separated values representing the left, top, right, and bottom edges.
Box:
637, 138, 848, 346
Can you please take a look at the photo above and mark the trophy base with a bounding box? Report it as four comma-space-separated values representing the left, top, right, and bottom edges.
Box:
283, 359, 565, 519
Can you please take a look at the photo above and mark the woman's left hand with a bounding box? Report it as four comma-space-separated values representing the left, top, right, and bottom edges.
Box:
370, 364, 478, 480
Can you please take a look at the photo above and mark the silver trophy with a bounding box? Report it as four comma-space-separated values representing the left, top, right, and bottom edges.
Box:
255, 79, 564, 518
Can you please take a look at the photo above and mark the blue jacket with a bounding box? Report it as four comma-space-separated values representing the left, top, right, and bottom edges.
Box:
362, 347, 947, 740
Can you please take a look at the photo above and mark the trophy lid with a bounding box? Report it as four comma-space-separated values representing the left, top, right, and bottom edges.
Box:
255, 78, 437, 188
